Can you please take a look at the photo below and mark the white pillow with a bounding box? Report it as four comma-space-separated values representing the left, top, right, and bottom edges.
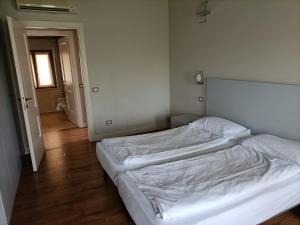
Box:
190, 117, 250, 138
241, 134, 300, 164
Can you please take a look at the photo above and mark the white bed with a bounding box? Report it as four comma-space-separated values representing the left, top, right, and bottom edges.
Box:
117, 135, 300, 225
96, 117, 250, 183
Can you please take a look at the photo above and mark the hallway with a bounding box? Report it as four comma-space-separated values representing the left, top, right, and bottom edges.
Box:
40, 112, 77, 132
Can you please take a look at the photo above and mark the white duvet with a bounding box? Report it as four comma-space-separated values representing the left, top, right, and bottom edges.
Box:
126, 145, 300, 220
102, 124, 223, 165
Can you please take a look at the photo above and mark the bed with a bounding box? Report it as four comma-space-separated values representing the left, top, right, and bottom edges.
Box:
115, 78, 300, 224
117, 134, 300, 225
96, 117, 250, 183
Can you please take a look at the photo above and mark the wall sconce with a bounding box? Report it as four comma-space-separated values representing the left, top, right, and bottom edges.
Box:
196, 0, 210, 23
194, 71, 204, 85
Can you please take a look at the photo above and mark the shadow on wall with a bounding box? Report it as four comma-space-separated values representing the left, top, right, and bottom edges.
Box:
0, 16, 29, 153
0, 20, 23, 225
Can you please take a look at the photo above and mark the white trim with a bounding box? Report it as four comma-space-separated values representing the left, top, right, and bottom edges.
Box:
0, 192, 8, 225
27, 29, 68, 37
23, 20, 94, 141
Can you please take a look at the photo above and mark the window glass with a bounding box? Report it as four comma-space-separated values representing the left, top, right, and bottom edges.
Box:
30, 51, 56, 88
35, 53, 54, 87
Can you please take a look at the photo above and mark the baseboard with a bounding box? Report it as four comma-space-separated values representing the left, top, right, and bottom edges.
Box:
92, 123, 169, 142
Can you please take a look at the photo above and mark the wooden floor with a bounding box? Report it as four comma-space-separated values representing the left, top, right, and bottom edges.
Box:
10, 128, 300, 225
40, 112, 77, 132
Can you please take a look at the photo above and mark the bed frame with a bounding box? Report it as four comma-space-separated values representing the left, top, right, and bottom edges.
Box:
206, 78, 300, 141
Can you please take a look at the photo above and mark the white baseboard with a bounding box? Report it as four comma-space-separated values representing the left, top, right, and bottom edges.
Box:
92, 123, 169, 142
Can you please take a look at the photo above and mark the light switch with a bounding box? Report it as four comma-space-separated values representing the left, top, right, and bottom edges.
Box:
106, 120, 112, 125
92, 87, 99, 92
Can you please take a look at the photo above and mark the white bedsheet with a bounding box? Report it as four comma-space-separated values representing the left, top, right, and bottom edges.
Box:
97, 124, 238, 183
118, 172, 300, 225
125, 145, 300, 221
102, 125, 220, 164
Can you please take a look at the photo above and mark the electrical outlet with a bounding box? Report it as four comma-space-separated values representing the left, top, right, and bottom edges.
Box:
198, 96, 204, 102
106, 120, 112, 125
92, 87, 100, 92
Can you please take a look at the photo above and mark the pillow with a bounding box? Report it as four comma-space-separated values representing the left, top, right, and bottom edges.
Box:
190, 117, 250, 138
241, 134, 300, 164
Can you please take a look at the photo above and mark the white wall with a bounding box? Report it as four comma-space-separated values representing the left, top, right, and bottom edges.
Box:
169, 0, 300, 115
0, 0, 170, 140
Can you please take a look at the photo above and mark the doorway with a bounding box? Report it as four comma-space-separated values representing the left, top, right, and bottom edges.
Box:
28, 34, 89, 150
27, 36, 75, 133
27, 31, 88, 150
7, 17, 92, 171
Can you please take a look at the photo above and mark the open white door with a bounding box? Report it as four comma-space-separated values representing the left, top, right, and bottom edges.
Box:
7, 17, 44, 172
58, 37, 78, 125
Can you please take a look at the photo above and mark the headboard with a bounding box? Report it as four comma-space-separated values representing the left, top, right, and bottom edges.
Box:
206, 78, 300, 141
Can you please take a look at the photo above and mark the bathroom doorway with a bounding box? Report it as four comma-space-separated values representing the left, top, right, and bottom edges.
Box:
27, 30, 88, 144
8, 17, 92, 171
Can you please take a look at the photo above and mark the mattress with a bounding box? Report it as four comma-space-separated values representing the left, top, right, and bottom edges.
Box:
118, 173, 300, 225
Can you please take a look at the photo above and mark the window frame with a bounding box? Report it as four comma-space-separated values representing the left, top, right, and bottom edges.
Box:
30, 50, 57, 89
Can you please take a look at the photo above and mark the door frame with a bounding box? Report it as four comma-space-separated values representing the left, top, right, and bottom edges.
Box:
22, 20, 94, 141
27, 30, 86, 128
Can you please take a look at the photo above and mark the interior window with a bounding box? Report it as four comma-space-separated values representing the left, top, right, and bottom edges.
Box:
30, 51, 56, 88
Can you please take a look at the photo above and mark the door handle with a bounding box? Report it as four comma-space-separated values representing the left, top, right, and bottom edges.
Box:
23, 97, 32, 110
24, 97, 32, 101
79, 83, 84, 88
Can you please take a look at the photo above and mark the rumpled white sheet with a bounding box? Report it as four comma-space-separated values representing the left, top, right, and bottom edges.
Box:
102, 125, 221, 165
126, 145, 300, 220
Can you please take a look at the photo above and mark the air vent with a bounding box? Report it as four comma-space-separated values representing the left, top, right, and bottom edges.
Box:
16, 0, 77, 14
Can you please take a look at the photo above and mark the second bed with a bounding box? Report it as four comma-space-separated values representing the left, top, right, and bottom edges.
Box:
117, 134, 300, 225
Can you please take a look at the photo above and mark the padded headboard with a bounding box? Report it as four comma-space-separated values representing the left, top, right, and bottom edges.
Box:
206, 78, 300, 141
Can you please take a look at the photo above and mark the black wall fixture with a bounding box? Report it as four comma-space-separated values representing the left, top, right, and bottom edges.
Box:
196, 0, 210, 23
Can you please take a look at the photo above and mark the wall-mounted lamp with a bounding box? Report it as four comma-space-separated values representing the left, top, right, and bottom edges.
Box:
194, 71, 204, 85
196, 0, 210, 23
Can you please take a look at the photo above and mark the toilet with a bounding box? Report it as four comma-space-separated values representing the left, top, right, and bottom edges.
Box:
56, 97, 67, 115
